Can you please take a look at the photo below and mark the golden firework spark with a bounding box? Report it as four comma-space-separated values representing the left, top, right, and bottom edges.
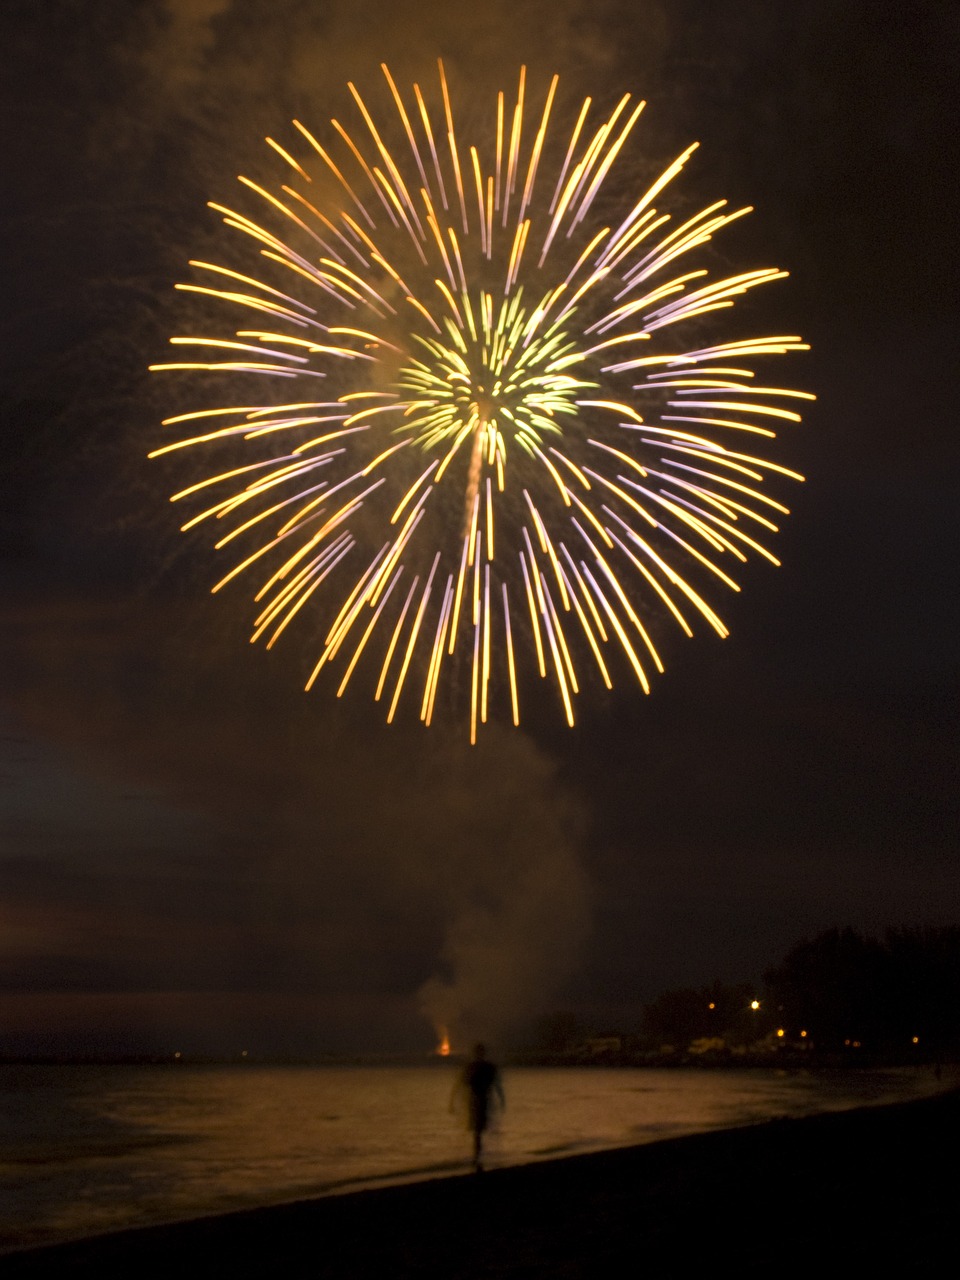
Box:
151, 63, 812, 740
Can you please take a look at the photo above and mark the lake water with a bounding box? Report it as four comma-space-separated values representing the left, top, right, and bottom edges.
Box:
1, 1062, 947, 1253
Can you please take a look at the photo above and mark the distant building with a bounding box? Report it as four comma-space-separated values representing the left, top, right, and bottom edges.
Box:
585, 1036, 622, 1056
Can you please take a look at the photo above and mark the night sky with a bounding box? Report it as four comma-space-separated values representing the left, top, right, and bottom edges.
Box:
1, 0, 957, 1057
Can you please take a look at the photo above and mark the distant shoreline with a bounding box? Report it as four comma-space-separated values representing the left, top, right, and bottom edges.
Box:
0, 1049, 947, 1068
5, 1087, 957, 1277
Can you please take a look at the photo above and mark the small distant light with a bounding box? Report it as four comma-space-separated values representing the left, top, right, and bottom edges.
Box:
750, 1000, 760, 1011
853, 1040, 861, 1048
799, 1029, 807, 1038
708, 1002, 716, 1010
776, 1028, 785, 1038
174, 1051, 182, 1059
241, 1049, 248, 1057
912, 1036, 919, 1045
844, 1039, 851, 1047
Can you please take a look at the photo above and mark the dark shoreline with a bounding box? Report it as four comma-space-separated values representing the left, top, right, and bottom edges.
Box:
6, 1089, 957, 1277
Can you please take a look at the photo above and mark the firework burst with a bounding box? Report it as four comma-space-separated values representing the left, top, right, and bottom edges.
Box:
151, 63, 812, 740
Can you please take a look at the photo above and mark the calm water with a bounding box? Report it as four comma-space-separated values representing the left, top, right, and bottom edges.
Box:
0, 1063, 948, 1252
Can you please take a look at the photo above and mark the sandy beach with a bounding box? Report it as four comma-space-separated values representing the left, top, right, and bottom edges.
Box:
5, 1088, 955, 1277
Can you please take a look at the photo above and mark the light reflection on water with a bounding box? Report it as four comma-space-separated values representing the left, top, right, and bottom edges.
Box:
0, 1063, 946, 1252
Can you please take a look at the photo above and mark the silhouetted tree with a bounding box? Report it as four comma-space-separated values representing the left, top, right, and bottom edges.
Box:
644, 981, 763, 1049
534, 1010, 584, 1054
765, 926, 960, 1053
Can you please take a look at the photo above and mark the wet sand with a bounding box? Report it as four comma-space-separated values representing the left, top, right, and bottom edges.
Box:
5, 1088, 955, 1277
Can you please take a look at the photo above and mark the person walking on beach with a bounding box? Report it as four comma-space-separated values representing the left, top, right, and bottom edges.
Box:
454, 1043, 505, 1172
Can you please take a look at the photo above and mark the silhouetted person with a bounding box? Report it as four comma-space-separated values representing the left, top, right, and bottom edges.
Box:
454, 1043, 505, 1171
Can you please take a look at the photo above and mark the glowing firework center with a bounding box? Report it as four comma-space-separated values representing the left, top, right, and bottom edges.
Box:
401, 296, 588, 462
152, 64, 812, 739
398, 291, 594, 518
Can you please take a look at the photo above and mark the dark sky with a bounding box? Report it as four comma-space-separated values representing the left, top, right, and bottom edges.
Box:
1, 0, 957, 1056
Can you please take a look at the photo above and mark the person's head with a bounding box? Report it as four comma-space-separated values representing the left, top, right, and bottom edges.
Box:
473, 1042, 486, 1060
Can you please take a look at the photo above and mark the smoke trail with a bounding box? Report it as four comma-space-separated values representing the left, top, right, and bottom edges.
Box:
416, 727, 591, 1050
